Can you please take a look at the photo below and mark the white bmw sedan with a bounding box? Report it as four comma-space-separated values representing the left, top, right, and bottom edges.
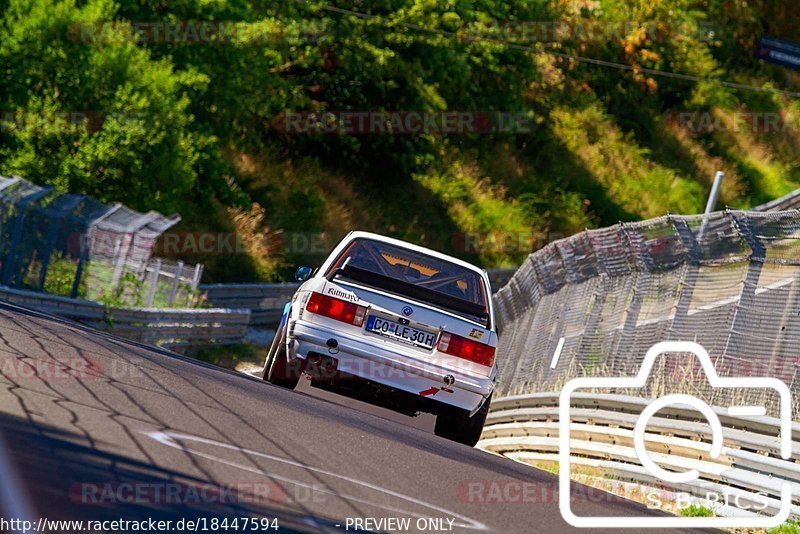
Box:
262, 231, 497, 446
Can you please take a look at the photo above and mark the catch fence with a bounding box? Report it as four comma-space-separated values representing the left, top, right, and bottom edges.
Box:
493, 205, 800, 413
0, 176, 202, 307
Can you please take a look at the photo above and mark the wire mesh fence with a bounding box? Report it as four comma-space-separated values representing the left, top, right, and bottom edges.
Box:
493, 205, 800, 415
0, 176, 202, 307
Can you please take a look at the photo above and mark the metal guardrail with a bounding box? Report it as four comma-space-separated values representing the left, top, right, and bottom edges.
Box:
199, 283, 299, 327
0, 264, 513, 346
199, 269, 517, 329
0, 286, 251, 346
480, 393, 800, 519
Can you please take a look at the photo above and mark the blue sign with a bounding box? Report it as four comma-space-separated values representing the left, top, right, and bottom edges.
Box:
756, 36, 800, 71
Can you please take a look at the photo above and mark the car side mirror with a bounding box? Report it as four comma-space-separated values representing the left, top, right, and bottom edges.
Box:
295, 266, 313, 282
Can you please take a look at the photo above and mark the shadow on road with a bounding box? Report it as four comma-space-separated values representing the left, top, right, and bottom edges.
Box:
0, 412, 334, 531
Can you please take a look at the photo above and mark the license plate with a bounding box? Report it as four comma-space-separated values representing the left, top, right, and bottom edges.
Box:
365, 316, 437, 349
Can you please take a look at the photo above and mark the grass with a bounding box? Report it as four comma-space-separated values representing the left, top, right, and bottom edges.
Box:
769, 520, 800, 534
678, 504, 714, 517
529, 460, 559, 475
413, 154, 538, 267
549, 102, 706, 220
188, 89, 800, 284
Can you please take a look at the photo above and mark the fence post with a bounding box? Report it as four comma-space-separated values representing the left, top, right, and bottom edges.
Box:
110, 234, 132, 288
191, 263, 203, 289
167, 260, 183, 307
574, 230, 610, 364
668, 215, 703, 340
38, 221, 61, 291
70, 249, 86, 299
145, 258, 160, 307
698, 171, 724, 241
39, 195, 85, 291
72, 204, 121, 299
544, 241, 572, 370
722, 211, 765, 359
2, 186, 53, 287
612, 223, 644, 368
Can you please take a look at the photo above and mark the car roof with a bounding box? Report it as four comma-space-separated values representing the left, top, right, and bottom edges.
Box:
342, 231, 487, 277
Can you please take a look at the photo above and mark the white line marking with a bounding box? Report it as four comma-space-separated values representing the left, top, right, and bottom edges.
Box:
728, 406, 767, 417
145, 430, 487, 530
550, 337, 566, 369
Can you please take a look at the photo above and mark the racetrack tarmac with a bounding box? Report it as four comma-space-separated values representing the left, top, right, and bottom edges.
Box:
0, 303, 712, 533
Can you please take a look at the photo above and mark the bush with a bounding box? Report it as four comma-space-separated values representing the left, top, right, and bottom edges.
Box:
2, 0, 799, 279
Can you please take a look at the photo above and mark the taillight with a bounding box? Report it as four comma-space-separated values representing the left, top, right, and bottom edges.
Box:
306, 292, 367, 326
438, 332, 495, 367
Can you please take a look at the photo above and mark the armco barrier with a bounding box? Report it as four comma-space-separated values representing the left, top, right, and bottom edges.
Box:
199, 283, 298, 327
479, 393, 800, 519
0, 286, 250, 346
200, 268, 516, 328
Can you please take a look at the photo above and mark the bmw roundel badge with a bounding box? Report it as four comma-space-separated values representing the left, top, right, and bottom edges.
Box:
402, 306, 414, 317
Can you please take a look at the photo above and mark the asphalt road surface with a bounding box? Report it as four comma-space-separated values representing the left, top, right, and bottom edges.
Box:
0, 302, 701, 533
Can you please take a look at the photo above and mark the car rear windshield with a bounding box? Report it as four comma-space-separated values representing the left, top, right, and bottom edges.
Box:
327, 238, 489, 325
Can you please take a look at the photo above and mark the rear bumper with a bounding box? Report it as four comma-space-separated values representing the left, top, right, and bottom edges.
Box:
289, 319, 494, 413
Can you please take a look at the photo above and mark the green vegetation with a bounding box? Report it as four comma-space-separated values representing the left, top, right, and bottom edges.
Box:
769, 520, 800, 534
40, 253, 83, 297
2, 0, 800, 281
678, 504, 715, 517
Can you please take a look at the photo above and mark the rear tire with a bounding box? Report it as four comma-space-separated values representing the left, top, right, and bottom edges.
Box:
434, 393, 492, 447
261, 323, 302, 390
